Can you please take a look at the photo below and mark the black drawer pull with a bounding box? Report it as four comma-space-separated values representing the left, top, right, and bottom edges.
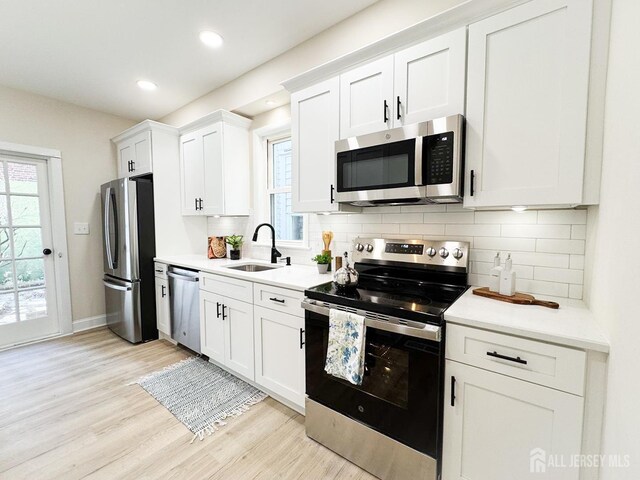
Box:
487, 351, 528, 365
269, 297, 285, 304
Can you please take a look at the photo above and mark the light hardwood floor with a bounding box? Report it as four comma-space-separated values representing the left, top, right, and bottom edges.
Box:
0, 328, 375, 480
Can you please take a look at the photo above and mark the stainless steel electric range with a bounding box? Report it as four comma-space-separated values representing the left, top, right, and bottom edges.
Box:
302, 237, 469, 480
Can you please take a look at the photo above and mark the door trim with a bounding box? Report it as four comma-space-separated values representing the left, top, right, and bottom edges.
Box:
0, 141, 72, 340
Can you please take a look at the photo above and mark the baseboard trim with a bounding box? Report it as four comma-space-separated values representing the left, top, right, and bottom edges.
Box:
73, 314, 107, 333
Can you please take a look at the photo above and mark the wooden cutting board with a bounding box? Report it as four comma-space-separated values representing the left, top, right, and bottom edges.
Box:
472, 287, 559, 309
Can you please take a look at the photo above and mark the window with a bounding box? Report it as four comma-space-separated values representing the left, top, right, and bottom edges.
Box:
267, 135, 305, 244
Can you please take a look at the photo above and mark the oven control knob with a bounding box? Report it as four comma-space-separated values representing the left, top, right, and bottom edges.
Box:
439, 247, 449, 259
453, 248, 464, 260
355, 243, 364, 252
426, 247, 437, 257
365, 244, 374, 253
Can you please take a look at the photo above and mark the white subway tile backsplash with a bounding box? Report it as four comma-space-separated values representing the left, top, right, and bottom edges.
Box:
474, 237, 537, 252
382, 213, 424, 224
536, 239, 585, 255
475, 210, 538, 224
208, 205, 589, 299
501, 224, 571, 239
538, 209, 587, 225
423, 212, 475, 224
534, 267, 583, 284
446, 224, 501, 237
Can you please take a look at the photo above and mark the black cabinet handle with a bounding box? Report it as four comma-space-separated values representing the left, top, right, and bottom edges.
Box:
487, 351, 528, 365
299, 328, 305, 349
330, 184, 335, 204
194, 198, 198, 211
269, 297, 285, 304
161, 285, 166, 298
470, 170, 475, 197
216, 302, 221, 319
222, 304, 228, 320
198, 198, 203, 210
383, 100, 389, 123
450, 376, 456, 407
396, 96, 401, 120
42, 248, 52, 255
131, 160, 135, 171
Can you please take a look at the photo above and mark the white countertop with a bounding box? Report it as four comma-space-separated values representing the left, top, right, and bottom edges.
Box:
154, 254, 331, 292
445, 288, 609, 353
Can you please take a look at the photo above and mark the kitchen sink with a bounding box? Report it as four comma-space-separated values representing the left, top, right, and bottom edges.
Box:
225, 263, 280, 272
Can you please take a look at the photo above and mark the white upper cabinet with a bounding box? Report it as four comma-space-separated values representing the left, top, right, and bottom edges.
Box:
291, 77, 343, 213
179, 110, 251, 216
464, 0, 595, 208
340, 57, 394, 138
114, 127, 153, 178
393, 27, 466, 126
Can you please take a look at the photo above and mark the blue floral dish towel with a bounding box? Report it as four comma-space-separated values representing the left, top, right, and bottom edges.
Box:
324, 309, 366, 385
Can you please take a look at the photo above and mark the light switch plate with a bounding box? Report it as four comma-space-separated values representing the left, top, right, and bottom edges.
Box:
74, 222, 90, 235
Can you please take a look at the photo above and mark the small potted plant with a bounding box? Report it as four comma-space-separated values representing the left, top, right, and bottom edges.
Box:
225, 234, 244, 260
312, 252, 332, 274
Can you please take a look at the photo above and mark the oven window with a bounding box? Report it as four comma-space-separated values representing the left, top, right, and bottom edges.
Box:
360, 336, 410, 408
337, 139, 415, 192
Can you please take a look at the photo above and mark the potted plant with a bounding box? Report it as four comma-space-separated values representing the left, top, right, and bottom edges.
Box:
311, 252, 332, 274
225, 234, 244, 260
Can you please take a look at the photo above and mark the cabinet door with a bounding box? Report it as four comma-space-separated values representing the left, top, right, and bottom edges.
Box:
222, 296, 254, 380
179, 131, 204, 215
201, 123, 225, 215
155, 277, 170, 336
131, 131, 152, 176
393, 27, 466, 126
464, 0, 592, 208
118, 141, 133, 178
442, 360, 584, 480
199, 290, 225, 364
340, 56, 394, 137
254, 306, 304, 408
291, 77, 340, 213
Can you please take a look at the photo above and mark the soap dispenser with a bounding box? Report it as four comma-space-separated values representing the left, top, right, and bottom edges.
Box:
499, 254, 517, 296
489, 252, 502, 293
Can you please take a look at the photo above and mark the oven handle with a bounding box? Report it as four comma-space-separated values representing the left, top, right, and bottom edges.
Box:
301, 299, 441, 342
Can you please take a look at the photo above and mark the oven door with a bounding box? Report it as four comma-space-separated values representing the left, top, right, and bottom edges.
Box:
304, 308, 443, 458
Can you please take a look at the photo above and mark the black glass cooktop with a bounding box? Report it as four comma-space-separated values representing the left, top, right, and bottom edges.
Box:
305, 279, 467, 325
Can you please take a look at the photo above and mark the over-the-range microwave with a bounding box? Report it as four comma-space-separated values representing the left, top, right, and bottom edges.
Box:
334, 114, 464, 206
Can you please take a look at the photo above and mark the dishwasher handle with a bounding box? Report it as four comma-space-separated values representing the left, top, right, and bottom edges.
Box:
167, 271, 199, 282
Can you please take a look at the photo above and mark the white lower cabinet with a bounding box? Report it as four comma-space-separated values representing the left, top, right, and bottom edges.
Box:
254, 306, 305, 408
154, 276, 170, 336
200, 290, 255, 381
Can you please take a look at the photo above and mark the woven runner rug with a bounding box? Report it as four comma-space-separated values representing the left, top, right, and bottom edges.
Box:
131, 357, 267, 441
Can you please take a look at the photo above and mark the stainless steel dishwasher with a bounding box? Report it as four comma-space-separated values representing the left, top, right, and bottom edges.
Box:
167, 266, 201, 354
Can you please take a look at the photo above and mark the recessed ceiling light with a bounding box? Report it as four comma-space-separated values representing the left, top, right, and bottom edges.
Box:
265, 100, 276, 106
136, 80, 157, 91
511, 206, 527, 212
200, 31, 224, 48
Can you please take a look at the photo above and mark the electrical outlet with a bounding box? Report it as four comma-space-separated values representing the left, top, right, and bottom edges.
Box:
74, 222, 90, 235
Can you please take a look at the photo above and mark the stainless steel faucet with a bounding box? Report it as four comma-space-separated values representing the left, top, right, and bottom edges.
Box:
252, 223, 282, 264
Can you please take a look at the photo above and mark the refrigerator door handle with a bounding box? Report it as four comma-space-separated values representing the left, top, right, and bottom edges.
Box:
110, 188, 119, 268
104, 187, 114, 270
103, 280, 132, 291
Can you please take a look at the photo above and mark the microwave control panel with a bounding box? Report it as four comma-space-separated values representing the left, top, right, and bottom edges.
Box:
424, 132, 454, 185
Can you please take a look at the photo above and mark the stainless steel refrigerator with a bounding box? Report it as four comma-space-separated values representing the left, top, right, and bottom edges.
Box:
101, 177, 157, 343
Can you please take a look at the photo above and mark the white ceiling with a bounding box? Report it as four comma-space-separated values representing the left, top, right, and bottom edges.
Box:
0, 0, 378, 121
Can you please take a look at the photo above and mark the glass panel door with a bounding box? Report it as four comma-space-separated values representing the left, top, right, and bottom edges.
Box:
0, 156, 58, 348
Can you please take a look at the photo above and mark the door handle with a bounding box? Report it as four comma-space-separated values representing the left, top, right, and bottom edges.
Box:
43, 248, 52, 255
216, 302, 221, 319
330, 184, 335, 204
131, 160, 135, 172
167, 272, 199, 282
195, 198, 198, 211
103, 280, 132, 292
222, 304, 228, 320
396, 96, 401, 120
450, 376, 456, 407
198, 198, 203, 210
470, 170, 475, 197
161, 285, 166, 297
383, 100, 389, 123
299, 328, 305, 349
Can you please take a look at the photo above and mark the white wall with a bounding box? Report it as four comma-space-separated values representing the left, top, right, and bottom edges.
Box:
0, 85, 135, 322
585, 0, 640, 476
160, 0, 465, 126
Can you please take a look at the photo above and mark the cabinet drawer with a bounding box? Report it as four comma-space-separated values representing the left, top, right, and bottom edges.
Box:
446, 324, 586, 395
254, 283, 304, 318
154, 262, 167, 279
199, 272, 253, 303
